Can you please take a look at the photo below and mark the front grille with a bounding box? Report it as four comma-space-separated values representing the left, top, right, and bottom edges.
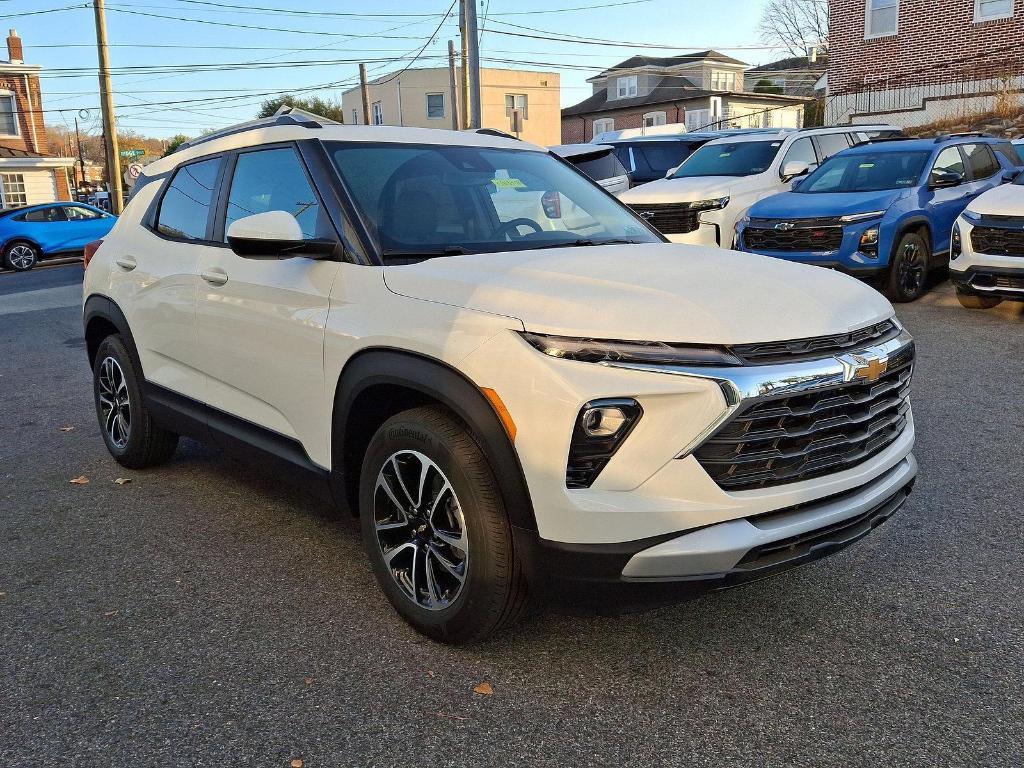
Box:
729, 320, 900, 365
743, 222, 844, 253
994, 275, 1024, 290
694, 345, 914, 491
970, 225, 1024, 257
627, 203, 700, 235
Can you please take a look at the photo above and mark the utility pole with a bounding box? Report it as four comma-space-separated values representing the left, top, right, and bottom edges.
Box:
458, 4, 469, 130
74, 117, 86, 194
93, 0, 123, 213
460, 0, 482, 129
447, 40, 461, 131
359, 63, 371, 125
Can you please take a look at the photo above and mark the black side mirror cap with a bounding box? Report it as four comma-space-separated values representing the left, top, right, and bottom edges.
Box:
1003, 169, 1021, 182
930, 171, 963, 189
228, 236, 338, 260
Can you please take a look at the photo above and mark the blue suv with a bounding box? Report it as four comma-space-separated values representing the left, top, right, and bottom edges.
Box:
736, 135, 1024, 301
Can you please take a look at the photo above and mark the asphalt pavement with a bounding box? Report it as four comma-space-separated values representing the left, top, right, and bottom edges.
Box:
1, 264, 1023, 767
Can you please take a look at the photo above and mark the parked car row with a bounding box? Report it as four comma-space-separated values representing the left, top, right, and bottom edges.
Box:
0, 201, 116, 271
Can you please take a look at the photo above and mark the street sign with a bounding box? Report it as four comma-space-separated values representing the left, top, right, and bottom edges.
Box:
120, 148, 145, 158
123, 162, 144, 188
509, 108, 524, 137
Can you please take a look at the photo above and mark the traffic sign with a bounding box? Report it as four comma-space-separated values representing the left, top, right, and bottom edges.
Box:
120, 148, 145, 158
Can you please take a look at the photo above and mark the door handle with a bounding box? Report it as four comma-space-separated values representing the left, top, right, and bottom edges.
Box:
201, 268, 229, 286
114, 255, 137, 271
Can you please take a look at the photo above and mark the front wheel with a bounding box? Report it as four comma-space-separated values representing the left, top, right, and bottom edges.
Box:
885, 232, 930, 303
359, 406, 529, 643
3, 241, 39, 271
955, 289, 1001, 309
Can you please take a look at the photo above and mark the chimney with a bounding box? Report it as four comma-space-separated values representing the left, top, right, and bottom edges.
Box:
7, 29, 23, 64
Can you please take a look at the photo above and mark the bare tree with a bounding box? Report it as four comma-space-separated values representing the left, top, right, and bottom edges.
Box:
759, 0, 829, 57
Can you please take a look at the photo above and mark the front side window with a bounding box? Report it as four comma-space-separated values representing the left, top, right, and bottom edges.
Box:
328, 142, 661, 257
505, 94, 528, 119
616, 76, 637, 98
23, 206, 65, 223
64, 205, 104, 221
975, 0, 1013, 21
592, 118, 614, 137
372, 101, 383, 125
799, 151, 930, 193
426, 93, 445, 119
156, 156, 222, 241
962, 144, 1001, 179
0, 94, 17, 136
866, 0, 899, 38
223, 147, 328, 241
673, 140, 784, 178
1, 173, 27, 207
781, 137, 819, 174
932, 146, 966, 179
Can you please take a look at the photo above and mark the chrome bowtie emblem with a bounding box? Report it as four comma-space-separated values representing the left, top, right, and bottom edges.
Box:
837, 352, 889, 383
774, 221, 795, 231
638, 210, 655, 220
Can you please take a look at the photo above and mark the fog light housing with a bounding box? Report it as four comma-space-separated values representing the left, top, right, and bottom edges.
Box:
951, 223, 962, 260
566, 398, 642, 489
859, 227, 879, 258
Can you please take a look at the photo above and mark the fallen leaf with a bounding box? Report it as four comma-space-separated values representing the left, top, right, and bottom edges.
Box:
69, 475, 90, 485
60, 426, 75, 433
304, 677, 314, 686
114, 477, 132, 485
103, 610, 119, 618
426, 670, 435, 678
434, 711, 470, 720
473, 682, 493, 696
290, 760, 304, 768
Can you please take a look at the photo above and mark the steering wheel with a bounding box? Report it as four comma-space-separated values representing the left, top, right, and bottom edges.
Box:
494, 217, 544, 240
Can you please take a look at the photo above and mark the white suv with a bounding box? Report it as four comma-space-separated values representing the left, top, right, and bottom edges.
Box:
618, 125, 901, 247
83, 114, 917, 643
950, 171, 1024, 308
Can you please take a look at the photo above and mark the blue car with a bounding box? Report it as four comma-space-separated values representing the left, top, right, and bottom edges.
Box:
0, 202, 116, 272
736, 135, 1024, 301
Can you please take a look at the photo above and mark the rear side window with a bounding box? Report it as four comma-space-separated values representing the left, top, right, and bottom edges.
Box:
815, 132, 851, 161
962, 144, 1000, 180
994, 142, 1022, 167
569, 150, 627, 181
65, 205, 104, 221
156, 157, 222, 241
22, 206, 66, 223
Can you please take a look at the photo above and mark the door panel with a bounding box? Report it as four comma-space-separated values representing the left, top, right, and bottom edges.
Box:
924, 146, 973, 253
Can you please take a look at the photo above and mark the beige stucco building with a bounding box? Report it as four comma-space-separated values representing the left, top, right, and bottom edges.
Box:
341, 67, 560, 146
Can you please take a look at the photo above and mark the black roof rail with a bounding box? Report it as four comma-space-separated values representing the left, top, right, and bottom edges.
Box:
177, 109, 329, 153
854, 136, 916, 145
472, 127, 520, 141
934, 131, 993, 142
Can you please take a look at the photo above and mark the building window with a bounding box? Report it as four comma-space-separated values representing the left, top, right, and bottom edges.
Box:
642, 111, 667, 127
371, 101, 383, 125
865, 0, 899, 38
0, 93, 18, 136
1, 173, 26, 207
975, 0, 1013, 21
351, 108, 358, 125
592, 118, 614, 138
710, 71, 736, 91
505, 93, 528, 119
426, 93, 445, 119
615, 75, 638, 98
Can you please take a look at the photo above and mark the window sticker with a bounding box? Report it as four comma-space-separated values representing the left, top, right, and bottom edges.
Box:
859, 163, 876, 169
491, 177, 527, 189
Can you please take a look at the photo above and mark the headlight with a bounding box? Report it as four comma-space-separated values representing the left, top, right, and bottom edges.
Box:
519, 332, 742, 367
839, 210, 886, 224
961, 209, 982, 222
951, 223, 962, 260
689, 197, 730, 211
859, 226, 880, 257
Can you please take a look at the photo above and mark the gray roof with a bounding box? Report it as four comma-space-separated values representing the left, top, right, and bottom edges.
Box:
0, 146, 46, 159
594, 50, 748, 78
749, 55, 827, 74
562, 76, 709, 116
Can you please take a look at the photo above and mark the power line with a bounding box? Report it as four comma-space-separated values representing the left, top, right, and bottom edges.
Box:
370, 0, 458, 87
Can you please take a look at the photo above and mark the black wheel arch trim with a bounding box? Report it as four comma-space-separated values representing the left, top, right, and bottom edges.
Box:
83, 294, 144, 372
332, 347, 539, 532
893, 216, 933, 253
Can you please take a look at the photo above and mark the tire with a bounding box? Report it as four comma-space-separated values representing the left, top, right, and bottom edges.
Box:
955, 289, 1001, 309
358, 406, 530, 644
3, 240, 40, 272
93, 335, 179, 469
885, 231, 930, 303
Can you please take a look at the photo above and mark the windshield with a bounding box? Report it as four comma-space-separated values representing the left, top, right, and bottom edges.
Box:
328, 142, 661, 257
569, 149, 627, 182
799, 151, 930, 193
626, 142, 701, 176
672, 140, 783, 178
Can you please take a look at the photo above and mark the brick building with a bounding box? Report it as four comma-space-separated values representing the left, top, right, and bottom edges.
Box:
827, 0, 1024, 127
561, 50, 808, 144
0, 29, 74, 207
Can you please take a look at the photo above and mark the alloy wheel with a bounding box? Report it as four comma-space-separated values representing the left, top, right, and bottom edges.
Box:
97, 356, 131, 450
8, 244, 36, 270
898, 243, 924, 296
373, 450, 469, 611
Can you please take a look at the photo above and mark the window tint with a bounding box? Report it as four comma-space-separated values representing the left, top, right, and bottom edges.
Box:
631, 142, 699, 176
569, 150, 627, 181
673, 140, 783, 178
65, 205, 103, 220
224, 147, 328, 241
815, 132, 851, 161
962, 144, 1000, 180
800, 151, 930, 193
994, 142, 1022, 167
23, 206, 66, 223
932, 146, 965, 178
781, 137, 817, 173
156, 157, 222, 241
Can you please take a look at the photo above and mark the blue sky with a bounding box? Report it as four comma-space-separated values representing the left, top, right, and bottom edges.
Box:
5, 0, 779, 139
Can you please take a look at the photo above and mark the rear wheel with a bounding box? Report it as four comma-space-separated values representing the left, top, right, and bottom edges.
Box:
885, 232, 929, 303
3, 241, 39, 271
359, 406, 529, 643
955, 289, 1001, 309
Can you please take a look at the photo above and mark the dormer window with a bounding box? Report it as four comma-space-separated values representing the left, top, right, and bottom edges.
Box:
616, 75, 638, 98
710, 70, 736, 91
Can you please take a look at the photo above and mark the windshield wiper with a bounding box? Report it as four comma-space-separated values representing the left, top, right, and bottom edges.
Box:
533, 238, 641, 250
381, 245, 467, 261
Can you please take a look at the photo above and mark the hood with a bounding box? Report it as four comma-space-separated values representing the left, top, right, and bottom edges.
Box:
619, 175, 736, 204
966, 182, 1024, 217
384, 243, 893, 344
749, 189, 904, 219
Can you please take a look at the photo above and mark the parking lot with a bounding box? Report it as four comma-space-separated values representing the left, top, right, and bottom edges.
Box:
2, 263, 1023, 766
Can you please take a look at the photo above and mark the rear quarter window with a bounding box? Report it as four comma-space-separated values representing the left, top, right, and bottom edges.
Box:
993, 142, 1022, 167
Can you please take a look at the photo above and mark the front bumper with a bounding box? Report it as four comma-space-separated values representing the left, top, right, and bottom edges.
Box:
950, 219, 1024, 300
516, 456, 916, 611
665, 222, 721, 247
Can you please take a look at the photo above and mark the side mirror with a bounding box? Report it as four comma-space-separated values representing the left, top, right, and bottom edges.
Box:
1003, 169, 1021, 182
226, 211, 335, 259
781, 160, 810, 181
664, 165, 679, 179
930, 171, 963, 189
